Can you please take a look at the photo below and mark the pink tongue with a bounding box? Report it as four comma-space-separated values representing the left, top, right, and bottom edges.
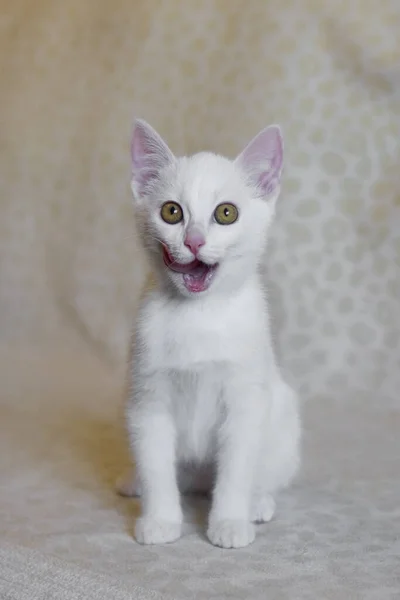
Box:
183, 265, 209, 292
162, 246, 212, 292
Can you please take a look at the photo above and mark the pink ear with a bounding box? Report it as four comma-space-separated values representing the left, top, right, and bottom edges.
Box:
235, 125, 283, 198
131, 119, 175, 199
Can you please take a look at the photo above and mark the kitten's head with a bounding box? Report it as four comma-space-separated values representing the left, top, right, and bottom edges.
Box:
130, 119, 283, 298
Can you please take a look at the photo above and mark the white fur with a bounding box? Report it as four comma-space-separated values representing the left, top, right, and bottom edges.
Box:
120, 120, 301, 548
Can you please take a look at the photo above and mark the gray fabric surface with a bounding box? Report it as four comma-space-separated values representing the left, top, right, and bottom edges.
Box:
0, 543, 165, 600
0, 342, 399, 599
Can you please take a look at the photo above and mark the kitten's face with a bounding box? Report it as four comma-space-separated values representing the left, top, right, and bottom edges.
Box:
131, 120, 283, 298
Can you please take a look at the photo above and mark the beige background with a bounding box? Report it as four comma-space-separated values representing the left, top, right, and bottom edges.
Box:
0, 2, 399, 598
1, 0, 399, 401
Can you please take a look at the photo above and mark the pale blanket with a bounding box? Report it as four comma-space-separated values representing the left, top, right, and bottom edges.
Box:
0, 1, 399, 598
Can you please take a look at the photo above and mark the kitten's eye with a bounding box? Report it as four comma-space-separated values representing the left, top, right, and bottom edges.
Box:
214, 203, 239, 225
160, 202, 183, 224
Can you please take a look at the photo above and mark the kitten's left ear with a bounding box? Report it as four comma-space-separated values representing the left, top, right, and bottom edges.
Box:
130, 119, 175, 201
235, 125, 283, 200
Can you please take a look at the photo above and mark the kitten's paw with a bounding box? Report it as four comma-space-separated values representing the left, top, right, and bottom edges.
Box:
135, 517, 181, 545
116, 472, 141, 497
207, 519, 255, 549
251, 494, 276, 523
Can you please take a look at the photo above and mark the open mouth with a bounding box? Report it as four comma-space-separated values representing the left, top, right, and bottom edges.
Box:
162, 246, 218, 293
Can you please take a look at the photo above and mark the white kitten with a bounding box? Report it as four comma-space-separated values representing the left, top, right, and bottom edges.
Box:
119, 119, 301, 549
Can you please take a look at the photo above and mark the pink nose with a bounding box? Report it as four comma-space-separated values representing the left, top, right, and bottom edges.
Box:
184, 230, 205, 256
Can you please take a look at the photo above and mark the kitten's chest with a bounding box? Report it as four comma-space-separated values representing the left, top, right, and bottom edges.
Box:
163, 317, 228, 368
146, 308, 241, 370
170, 367, 222, 462
139, 288, 267, 372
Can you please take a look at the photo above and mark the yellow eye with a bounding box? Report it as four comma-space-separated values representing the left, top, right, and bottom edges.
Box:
214, 203, 239, 225
160, 202, 183, 224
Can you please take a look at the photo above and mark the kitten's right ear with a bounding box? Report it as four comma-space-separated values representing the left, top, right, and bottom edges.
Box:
130, 119, 175, 201
235, 125, 283, 200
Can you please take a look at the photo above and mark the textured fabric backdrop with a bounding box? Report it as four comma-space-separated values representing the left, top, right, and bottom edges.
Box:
1, 0, 399, 401
0, 2, 400, 598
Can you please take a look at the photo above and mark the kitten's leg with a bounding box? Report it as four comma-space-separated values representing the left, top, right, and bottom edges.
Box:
207, 380, 265, 549
118, 463, 213, 499
251, 380, 300, 524
128, 401, 182, 545
116, 465, 207, 498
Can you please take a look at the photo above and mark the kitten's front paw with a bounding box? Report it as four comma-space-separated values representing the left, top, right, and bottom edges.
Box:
207, 519, 255, 549
135, 517, 181, 545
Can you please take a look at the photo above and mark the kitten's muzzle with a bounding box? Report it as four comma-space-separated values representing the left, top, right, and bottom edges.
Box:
162, 245, 218, 293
